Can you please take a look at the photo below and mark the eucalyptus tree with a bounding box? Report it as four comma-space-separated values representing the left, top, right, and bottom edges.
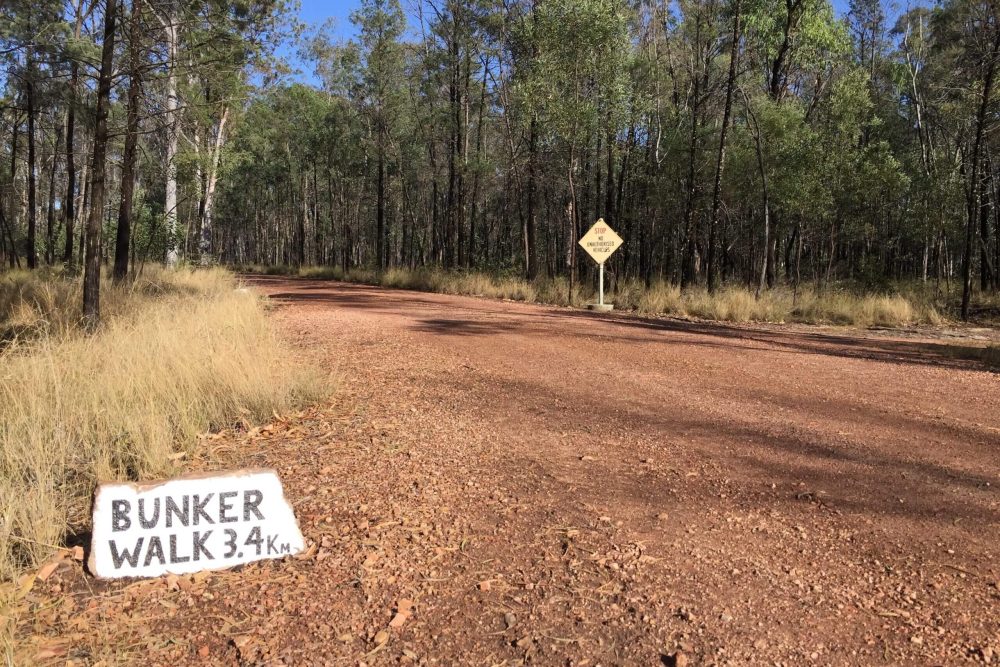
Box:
517, 0, 631, 295
4, 0, 981, 314
83, 0, 118, 327
114, 0, 146, 282
352, 0, 406, 271
0, 0, 66, 269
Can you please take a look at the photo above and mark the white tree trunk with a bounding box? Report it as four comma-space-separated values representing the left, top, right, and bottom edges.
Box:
164, 17, 180, 267
200, 106, 229, 264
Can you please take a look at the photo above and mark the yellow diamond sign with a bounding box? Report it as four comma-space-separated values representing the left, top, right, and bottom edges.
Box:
578, 219, 623, 265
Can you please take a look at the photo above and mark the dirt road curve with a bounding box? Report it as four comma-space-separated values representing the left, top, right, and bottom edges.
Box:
19, 277, 1000, 666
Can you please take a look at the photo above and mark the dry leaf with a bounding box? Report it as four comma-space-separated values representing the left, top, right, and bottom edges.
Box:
34, 642, 69, 660
294, 543, 318, 560
37, 560, 61, 582
388, 599, 414, 628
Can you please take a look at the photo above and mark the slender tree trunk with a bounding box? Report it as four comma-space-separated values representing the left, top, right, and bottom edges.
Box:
115, 0, 143, 282
0, 203, 16, 269
445, 17, 460, 270
525, 118, 539, 280
460, 47, 472, 268
75, 156, 90, 268
199, 106, 229, 264
605, 129, 615, 229
8, 115, 21, 269
743, 91, 770, 298
84, 0, 118, 328
63, 60, 78, 266
470, 58, 487, 267
162, 4, 180, 267
46, 123, 61, 265
377, 145, 386, 270
566, 147, 578, 301
681, 13, 705, 287
26, 60, 38, 269
981, 151, 994, 290
298, 174, 307, 266
707, 0, 741, 292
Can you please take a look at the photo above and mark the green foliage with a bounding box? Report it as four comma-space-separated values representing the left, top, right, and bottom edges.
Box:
744, 0, 849, 71
517, 0, 632, 146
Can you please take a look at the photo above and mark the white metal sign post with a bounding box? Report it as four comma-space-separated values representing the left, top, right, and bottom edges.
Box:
599, 261, 606, 307
578, 219, 623, 311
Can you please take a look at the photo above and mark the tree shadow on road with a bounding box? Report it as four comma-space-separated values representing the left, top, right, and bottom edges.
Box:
548, 309, 996, 373
251, 276, 997, 373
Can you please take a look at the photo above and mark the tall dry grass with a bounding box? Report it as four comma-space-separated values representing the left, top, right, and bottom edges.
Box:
0, 268, 322, 583
270, 265, 957, 327
983, 345, 1000, 369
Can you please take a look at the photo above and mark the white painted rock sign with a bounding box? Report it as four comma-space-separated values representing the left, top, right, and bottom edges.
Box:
89, 469, 304, 579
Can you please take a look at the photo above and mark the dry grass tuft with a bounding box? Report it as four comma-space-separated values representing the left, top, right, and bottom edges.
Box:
636, 282, 683, 315
0, 268, 322, 582
245, 264, 969, 328
983, 345, 1000, 370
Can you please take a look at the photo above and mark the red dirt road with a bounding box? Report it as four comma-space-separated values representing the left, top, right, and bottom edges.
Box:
18, 277, 1000, 665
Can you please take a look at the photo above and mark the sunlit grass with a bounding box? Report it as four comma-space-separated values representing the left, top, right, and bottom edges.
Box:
983, 344, 1000, 369
254, 264, 973, 328
0, 267, 323, 582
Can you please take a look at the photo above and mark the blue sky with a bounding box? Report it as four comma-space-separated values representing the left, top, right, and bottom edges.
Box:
297, 0, 363, 40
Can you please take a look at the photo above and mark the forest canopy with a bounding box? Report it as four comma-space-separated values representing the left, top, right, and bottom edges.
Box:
2, 0, 1000, 322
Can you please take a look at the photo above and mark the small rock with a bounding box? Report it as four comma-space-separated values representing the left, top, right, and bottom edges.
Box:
389, 598, 414, 628
197, 645, 210, 658
515, 636, 533, 649
673, 651, 690, 667
504, 612, 517, 629
910, 635, 923, 646
656, 512, 670, 521
478, 580, 491, 592
373, 630, 389, 646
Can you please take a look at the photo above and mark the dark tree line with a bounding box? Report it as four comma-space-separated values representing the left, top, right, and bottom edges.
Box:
215, 0, 1000, 318
1, 0, 283, 324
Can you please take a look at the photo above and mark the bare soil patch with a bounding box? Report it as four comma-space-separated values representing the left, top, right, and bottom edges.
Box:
12, 276, 1000, 666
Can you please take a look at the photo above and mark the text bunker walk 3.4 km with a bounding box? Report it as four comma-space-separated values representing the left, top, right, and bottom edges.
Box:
89, 470, 305, 579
